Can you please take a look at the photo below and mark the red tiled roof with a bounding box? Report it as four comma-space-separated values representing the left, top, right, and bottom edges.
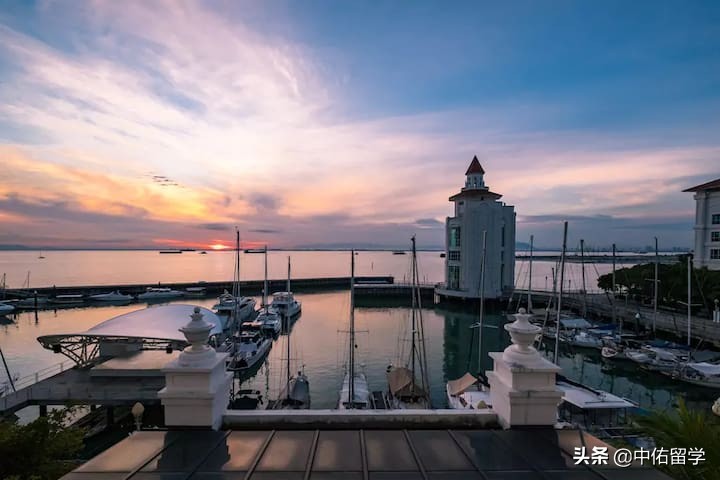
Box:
465, 156, 485, 175
683, 178, 720, 192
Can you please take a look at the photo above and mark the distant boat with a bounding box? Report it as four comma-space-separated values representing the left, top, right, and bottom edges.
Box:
269, 257, 302, 319
184, 286, 207, 298
244, 248, 265, 253
89, 291, 132, 302
199, 251, 208, 255
0, 302, 15, 315
159, 250, 182, 254
440, 253, 446, 258
48, 294, 84, 305
137, 287, 184, 300
392, 251, 406, 255
38, 251, 45, 259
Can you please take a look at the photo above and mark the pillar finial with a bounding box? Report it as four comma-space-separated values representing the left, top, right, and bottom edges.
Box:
502, 307, 543, 365
178, 306, 215, 365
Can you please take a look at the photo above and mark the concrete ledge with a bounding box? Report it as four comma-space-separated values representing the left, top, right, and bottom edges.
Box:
222, 409, 499, 430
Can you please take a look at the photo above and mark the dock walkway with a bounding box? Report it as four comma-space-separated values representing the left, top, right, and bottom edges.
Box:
1, 364, 165, 416
516, 289, 720, 346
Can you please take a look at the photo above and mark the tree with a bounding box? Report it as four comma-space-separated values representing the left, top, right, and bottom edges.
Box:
0, 408, 85, 480
634, 399, 720, 480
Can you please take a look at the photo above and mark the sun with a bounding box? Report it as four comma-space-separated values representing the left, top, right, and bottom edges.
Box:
210, 243, 227, 250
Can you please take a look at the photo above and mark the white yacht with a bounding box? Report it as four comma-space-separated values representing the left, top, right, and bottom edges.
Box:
338, 250, 372, 410
269, 292, 301, 318
137, 287, 184, 301
254, 246, 282, 332
212, 230, 256, 326
227, 331, 272, 372
269, 256, 302, 318
213, 291, 256, 323
259, 311, 281, 335
89, 291, 132, 302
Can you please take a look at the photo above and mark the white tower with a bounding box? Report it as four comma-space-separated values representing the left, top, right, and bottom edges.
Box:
437, 156, 516, 300
684, 178, 720, 270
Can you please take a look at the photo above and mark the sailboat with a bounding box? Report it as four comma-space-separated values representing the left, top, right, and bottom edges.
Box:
255, 246, 282, 335
268, 305, 310, 409
385, 236, 431, 409
338, 250, 371, 409
213, 229, 256, 330
446, 231, 492, 410
269, 257, 302, 320
38, 251, 45, 259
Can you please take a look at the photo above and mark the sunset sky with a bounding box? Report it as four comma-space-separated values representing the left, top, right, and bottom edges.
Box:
1, 1, 719, 250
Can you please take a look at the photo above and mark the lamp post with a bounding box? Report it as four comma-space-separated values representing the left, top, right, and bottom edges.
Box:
131, 402, 144, 431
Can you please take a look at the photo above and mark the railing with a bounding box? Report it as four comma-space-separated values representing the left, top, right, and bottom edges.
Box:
1, 360, 70, 395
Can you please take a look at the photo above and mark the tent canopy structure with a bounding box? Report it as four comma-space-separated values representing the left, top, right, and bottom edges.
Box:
447, 372, 479, 396
37, 304, 223, 365
387, 367, 427, 399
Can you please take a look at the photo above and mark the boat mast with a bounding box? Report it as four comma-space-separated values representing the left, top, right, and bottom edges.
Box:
410, 236, 417, 397
580, 239, 586, 318
653, 237, 659, 335
233, 228, 241, 325
554, 221, 568, 365
349, 249, 356, 408
687, 254, 692, 347
612, 243, 622, 335
287, 256, 291, 293
263, 245, 268, 312
477, 231, 487, 374
527, 234, 533, 313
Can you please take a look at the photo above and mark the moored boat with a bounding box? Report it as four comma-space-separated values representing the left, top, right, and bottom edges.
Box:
338, 250, 372, 410
49, 294, 85, 305
0, 302, 14, 315
669, 362, 720, 389
137, 287, 184, 301
227, 331, 272, 372
89, 290, 132, 302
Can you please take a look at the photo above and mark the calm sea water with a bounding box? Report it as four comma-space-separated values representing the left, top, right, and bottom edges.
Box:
2, 250, 710, 421
0, 249, 636, 292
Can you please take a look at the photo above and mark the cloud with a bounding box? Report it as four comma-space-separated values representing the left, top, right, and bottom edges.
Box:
0, 2, 717, 250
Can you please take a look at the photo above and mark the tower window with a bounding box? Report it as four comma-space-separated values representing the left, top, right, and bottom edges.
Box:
450, 227, 461, 247
711, 249, 720, 260
449, 251, 461, 262
713, 214, 720, 225
712, 231, 720, 242
448, 265, 460, 289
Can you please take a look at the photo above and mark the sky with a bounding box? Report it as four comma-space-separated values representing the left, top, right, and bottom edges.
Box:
1, 0, 719, 250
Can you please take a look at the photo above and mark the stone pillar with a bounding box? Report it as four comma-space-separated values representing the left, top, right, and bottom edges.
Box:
487, 308, 563, 428
158, 307, 232, 430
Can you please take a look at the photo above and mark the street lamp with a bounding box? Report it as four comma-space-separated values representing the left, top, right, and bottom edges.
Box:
131, 402, 145, 431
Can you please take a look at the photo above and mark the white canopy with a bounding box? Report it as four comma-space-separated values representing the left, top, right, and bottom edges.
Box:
39, 304, 223, 343
447, 372, 479, 396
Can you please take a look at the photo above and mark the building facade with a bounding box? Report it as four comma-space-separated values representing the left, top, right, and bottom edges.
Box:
684, 178, 720, 270
438, 156, 516, 300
